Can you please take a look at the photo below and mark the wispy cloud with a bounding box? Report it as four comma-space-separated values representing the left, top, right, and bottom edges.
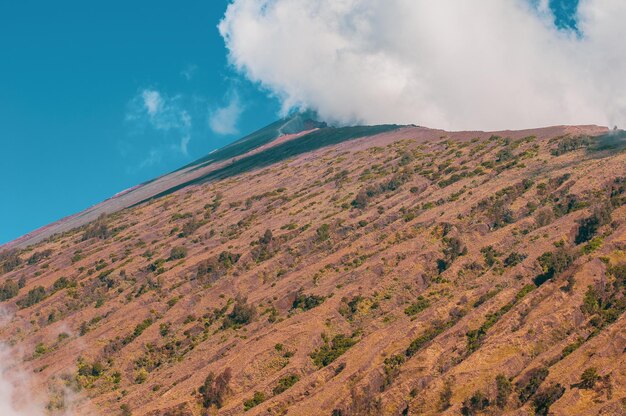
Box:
209, 92, 243, 135
125, 88, 195, 168
127, 88, 192, 133
180, 64, 198, 81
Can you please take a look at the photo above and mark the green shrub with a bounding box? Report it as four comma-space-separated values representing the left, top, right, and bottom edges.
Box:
272, 374, 299, 395
481, 246, 499, 267
404, 296, 430, 316
577, 367, 599, 389
243, 391, 266, 411
169, 246, 187, 260
504, 252, 527, 267
292, 291, 325, 311
310, 333, 357, 367
316, 224, 330, 241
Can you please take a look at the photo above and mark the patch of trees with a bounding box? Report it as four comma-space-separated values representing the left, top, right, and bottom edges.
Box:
17, 286, 46, 308
495, 374, 512, 408
351, 170, 412, 209
251, 229, 278, 262
533, 383, 565, 416
291, 290, 325, 311
437, 236, 467, 273
551, 135, 593, 156
466, 285, 534, 353
460, 390, 489, 416
168, 246, 187, 260
178, 218, 203, 238
474, 180, 533, 229
272, 374, 299, 395
199, 368, 232, 409
575, 205, 612, 245
517, 367, 549, 403
533, 247, 574, 286
579, 262, 626, 331
0, 249, 22, 274
0, 280, 20, 301
381, 354, 405, 390
504, 251, 527, 268
27, 249, 53, 265
196, 251, 241, 282
405, 316, 460, 357
243, 391, 266, 411
404, 296, 430, 317
81, 215, 111, 241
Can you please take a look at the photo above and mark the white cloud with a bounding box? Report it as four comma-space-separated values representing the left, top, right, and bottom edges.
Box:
219, 0, 626, 130
141, 90, 163, 116
209, 92, 243, 135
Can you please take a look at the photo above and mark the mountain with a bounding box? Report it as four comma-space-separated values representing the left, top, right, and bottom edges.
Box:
1, 119, 626, 416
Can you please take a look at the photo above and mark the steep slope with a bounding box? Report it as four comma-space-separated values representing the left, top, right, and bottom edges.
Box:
2, 113, 393, 251
1, 123, 626, 416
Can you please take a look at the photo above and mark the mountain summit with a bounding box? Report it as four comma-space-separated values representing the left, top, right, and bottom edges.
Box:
1, 121, 626, 415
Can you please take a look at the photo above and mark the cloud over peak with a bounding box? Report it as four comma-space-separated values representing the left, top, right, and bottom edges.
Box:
219, 0, 626, 130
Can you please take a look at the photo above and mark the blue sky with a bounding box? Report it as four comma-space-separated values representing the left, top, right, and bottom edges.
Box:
0, 0, 584, 244
0, 1, 281, 244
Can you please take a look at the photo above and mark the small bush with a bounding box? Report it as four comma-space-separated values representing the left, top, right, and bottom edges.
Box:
17, 286, 46, 308
461, 391, 490, 416
0, 280, 19, 301
169, 246, 187, 260
272, 374, 299, 395
310, 333, 357, 368
518, 367, 549, 403
495, 374, 512, 408
222, 297, 256, 329
292, 291, 325, 311
577, 367, 599, 389
504, 252, 527, 267
381, 354, 405, 390
404, 296, 430, 316
316, 224, 330, 241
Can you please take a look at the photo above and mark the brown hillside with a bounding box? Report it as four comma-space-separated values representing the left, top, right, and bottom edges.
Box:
1, 124, 626, 416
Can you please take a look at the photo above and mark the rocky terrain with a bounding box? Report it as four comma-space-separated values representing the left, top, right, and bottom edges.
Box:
1, 119, 626, 416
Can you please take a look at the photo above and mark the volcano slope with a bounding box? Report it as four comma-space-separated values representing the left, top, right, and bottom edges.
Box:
1, 123, 626, 416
